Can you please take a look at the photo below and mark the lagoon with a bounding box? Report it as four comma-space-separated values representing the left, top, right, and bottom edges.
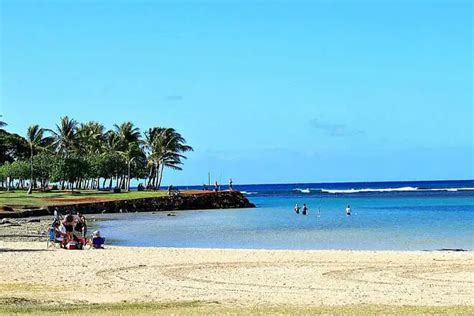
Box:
98, 180, 474, 251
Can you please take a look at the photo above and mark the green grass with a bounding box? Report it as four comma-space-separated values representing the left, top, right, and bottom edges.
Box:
0, 300, 472, 315
0, 190, 168, 207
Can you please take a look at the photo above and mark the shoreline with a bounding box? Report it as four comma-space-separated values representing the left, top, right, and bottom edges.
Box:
1, 241, 473, 309
0, 215, 471, 252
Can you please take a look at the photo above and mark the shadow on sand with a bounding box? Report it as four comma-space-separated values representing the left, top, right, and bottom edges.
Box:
0, 248, 48, 253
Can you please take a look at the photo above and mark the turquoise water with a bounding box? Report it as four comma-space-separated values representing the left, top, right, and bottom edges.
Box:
98, 183, 474, 250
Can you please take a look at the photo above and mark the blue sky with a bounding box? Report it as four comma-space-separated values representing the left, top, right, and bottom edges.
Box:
0, 0, 472, 185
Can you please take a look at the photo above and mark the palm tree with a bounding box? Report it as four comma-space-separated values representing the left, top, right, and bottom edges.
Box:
76, 122, 105, 189
101, 130, 124, 189
52, 116, 78, 156
145, 127, 193, 189
114, 122, 142, 191
26, 125, 49, 194
144, 127, 163, 188
114, 122, 141, 146
123, 142, 144, 191
77, 121, 105, 155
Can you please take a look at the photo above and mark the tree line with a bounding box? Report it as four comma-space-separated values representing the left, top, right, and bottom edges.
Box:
0, 116, 193, 193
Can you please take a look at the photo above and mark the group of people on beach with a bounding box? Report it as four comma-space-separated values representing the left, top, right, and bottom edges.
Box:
294, 204, 351, 216
202, 178, 234, 192
51, 211, 104, 249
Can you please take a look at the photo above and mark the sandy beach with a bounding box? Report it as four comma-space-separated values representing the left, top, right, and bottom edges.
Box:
0, 241, 472, 308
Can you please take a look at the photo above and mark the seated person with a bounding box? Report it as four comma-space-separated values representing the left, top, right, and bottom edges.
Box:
91, 230, 105, 249
52, 222, 66, 245
62, 214, 76, 242
74, 211, 87, 238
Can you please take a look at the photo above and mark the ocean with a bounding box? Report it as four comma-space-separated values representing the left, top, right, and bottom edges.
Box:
98, 180, 474, 251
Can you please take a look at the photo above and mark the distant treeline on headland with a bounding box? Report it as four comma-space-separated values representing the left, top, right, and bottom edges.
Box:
0, 116, 193, 193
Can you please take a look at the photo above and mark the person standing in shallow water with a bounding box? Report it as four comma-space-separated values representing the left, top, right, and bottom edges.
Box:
346, 205, 351, 216
302, 204, 308, 215
294, 204, 300, 214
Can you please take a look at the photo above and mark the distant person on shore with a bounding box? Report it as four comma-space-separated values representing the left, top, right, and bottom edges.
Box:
346, 205, 351, 216
302, 204, 308, 215
294, 204, 300, 214
168, 185, 173, 196
214, 180, 219, 192
53, 210, 62, 224
229, 178, 233, 191
203, 184, 207, 191
74, 211, 87, 238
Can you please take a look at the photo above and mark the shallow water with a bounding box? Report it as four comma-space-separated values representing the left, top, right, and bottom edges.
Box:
98, 180, 474, 251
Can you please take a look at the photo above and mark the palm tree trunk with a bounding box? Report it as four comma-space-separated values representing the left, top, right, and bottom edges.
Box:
146, 165, 153, 188
157, 163, 165, 190
127, 160, 131, 191
152, 164, 158, 189
27, 147, 33, 194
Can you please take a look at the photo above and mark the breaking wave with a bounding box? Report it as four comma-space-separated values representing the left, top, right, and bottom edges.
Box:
320, 187, 474, 194
293, 188, 311, 194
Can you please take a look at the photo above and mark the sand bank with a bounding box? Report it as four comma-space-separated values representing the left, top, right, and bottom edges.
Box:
0, 241, 472, 307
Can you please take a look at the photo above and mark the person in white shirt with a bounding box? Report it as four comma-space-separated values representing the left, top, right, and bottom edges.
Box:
346, 205, 351, 216
294, 204, 300, 214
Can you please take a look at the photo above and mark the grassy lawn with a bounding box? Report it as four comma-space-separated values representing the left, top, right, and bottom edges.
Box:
0, 190, 168, 207
0, 301, 472, 315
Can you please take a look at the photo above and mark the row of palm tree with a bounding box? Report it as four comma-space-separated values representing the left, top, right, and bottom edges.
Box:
0, 116, 193, 193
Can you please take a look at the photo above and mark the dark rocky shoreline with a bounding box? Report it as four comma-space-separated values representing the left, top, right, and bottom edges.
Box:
0, 191, 255, 219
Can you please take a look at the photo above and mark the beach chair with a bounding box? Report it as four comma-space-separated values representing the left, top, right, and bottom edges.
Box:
46, 226, 64, 249
92, 236, 105, 249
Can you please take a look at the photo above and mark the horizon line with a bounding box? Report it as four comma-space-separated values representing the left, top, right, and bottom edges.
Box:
170, 178, 474, 188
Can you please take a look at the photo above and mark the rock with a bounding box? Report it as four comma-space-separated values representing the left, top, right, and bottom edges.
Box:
1, 191, 255, 218
1, 221, 21, 227
0, 206, 14, 212
27, 219, 40, 223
